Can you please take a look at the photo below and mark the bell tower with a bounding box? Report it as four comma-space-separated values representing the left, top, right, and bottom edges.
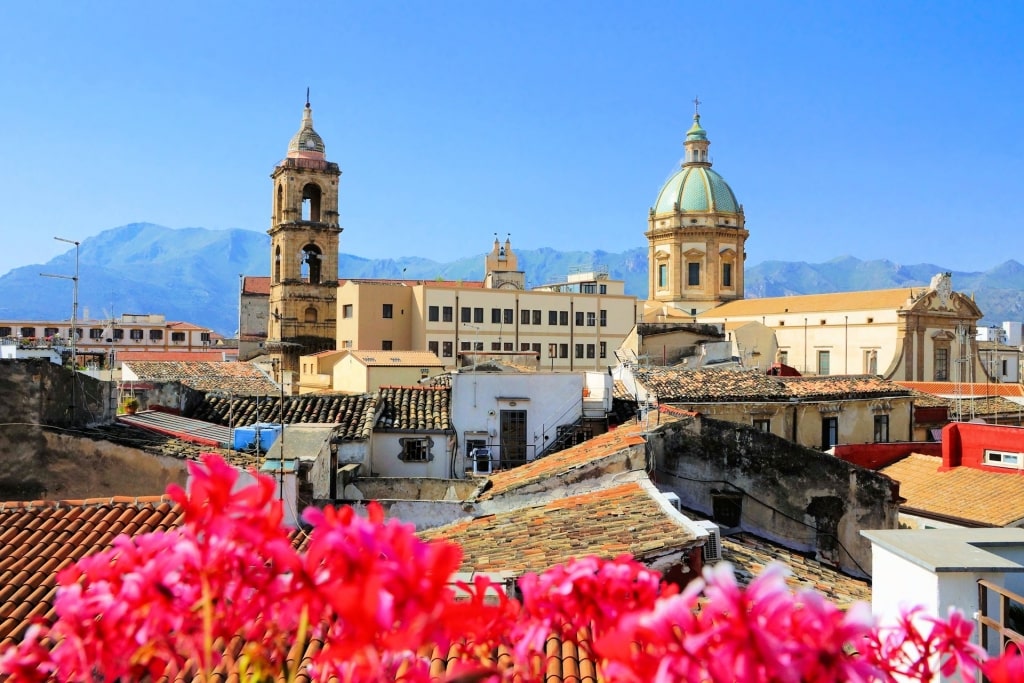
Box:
267, 96, 342, 376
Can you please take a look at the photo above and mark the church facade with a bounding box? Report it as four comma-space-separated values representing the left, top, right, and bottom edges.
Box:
646, 111, 987, 383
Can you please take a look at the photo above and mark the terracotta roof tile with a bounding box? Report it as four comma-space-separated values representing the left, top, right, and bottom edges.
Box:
699, 287, 916, 317
123, 361, 278, 395
0, 497, 181, 647
880, 453, 1024, 526
348, 350, 444, 367
478, 420, 653, 501
636, 367, 910, 403
187, 393, 378, 441
897, 381, 1024, 398
376, 386, 451, 431
422, 481, 701, 575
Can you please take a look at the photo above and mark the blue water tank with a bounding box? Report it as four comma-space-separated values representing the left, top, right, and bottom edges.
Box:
232, 422, 282, 452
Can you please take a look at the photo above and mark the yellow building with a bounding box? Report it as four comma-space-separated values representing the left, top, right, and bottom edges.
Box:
336, 238, 637, 372
266, 98, 343, 374
645, 105, 748, 317
298, 349, 444, 394
644, 110, 987, 382
696, 273, 985, 382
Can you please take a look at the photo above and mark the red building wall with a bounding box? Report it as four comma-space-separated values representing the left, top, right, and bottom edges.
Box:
941, 422, 1024, 473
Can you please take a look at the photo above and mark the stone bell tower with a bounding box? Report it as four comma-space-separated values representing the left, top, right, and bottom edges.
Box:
267, 96, 342, 376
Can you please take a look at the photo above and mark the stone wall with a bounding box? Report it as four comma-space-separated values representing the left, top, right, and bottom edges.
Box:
649, 416, 899, 578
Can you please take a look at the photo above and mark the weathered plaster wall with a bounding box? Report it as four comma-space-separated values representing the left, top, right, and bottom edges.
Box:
0, 430, 187, 500
649, 417, 899, 578
341, 499, 468, 531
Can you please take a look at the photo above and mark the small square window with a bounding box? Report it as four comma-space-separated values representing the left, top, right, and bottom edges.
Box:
382, 304, 393, 319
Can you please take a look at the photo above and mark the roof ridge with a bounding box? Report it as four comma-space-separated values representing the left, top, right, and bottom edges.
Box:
0, 494, 173, 512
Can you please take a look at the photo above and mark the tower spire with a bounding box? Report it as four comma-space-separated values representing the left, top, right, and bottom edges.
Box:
306, 87, 310, 109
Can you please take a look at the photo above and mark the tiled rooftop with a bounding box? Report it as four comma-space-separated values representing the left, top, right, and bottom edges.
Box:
477, 420, 650, 501
880, 453, 1024, 526
949, 395, 1024, 420
116, 351, 229, 363
188, 393, 378, 441
635, 367, 910, 403
421, 480, 701, 575
0, 497, 183, 647
123, 361, 278, 395
897, 381, 1024, 398
699, 287, 916, 317
376, 386, 451, 431
722, 532, 871, 608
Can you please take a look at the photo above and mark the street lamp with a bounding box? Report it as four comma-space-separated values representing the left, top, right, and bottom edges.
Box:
41, 236, 80, 418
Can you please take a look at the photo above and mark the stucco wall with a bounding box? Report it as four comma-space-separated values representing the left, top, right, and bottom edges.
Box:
371, 432, 455, 478
650, 417, 899, 577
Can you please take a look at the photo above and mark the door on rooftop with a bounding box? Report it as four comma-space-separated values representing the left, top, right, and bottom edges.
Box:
500, 409, 527, 468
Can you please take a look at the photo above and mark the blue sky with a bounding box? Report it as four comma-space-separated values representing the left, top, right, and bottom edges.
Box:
1, 1, 1022, 277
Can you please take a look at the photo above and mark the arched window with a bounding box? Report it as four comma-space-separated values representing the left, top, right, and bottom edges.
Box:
301, 244, 323, 284
274, 246, 282, 283
301, 183, 322, 222
276, 184, 283, 224
305, 307, 318, 323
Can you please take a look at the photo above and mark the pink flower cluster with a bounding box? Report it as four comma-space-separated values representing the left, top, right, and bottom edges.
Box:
0, 454, 1017, 683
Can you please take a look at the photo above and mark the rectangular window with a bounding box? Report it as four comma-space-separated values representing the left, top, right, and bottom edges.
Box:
521, 309, 531, 325
428, 341, 439, 355
575, 312, 584, 326
491, 308, 501, 324
0, 327, 10, 337
442, 306, 453, 322
586, 312, 596, 327
687, 262, 701, 286
753, 419, 771, 433
778, 349, 788, 365
521, 342, 531, 351
130, 329, 144, 340
342, 304, 353, 319
442, 341, 453, 357
149, 330, 163, 341
382, 340, 393, 350
89, 328, 104, 339
873, 415, 890, 443
473, 307, 484, 323
582, 283, 596, 294
549, 310, 558, 326
171, 331, 186, 342
199, 332, 210, 343
343, 340, 353, 348
491, 342, 501, 351
1003, 359, 1009, 376
658, 264, 668, 288
821, 417, 839, 450
532, 310, 541, 325
984, 450, 1024, 469
586, 344, 595, 359
382, 304, 393, 319
461, 307, 471, 323
460, 341, 471, 351
864, 350, 878, 374
722, 263, 733, 287
599, 309, 607, 327
532, 343, 541, 354
113, 329, 124, 340
817, 350, 830, 375
599, 284, 607, 294
559, 343, 568, 358
559, 311, 568, 326
400, 438, 430, 463
599, 341, 607, 358
504, 342, 513, 351
474, 341, 483, 351
504, 309, 513, 325
575, 344, 584, 359
428, 306, 439, 322
934, 348, 949, 381
44, 327, 59, 337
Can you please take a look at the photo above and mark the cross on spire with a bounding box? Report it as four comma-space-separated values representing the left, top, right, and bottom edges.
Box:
693, 96, 701, 115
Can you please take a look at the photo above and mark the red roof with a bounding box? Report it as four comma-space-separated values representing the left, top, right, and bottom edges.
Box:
117, 351, 228, 362
897, 382, 1024, 398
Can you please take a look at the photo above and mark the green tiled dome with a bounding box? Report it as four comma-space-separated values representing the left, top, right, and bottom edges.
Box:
288, 104, 326, 156
654, 166, 740, 214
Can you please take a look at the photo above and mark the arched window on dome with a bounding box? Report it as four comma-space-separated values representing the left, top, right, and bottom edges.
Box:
301, 183, 322, 222
300, 243, 323, 284
274, 246, 282, 283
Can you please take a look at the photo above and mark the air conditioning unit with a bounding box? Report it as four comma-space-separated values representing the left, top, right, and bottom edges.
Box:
694, 520, 722, 563
660, 491, 681, 511
471, 447, 492, 475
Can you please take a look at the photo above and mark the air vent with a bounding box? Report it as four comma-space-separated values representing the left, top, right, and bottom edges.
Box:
694, 520, 722, 563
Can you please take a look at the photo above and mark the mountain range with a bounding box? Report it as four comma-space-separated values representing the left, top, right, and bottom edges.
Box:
3, 223, 1021, 336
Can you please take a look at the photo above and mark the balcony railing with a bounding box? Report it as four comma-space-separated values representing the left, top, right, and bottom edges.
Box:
977, 579, 1024, 657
